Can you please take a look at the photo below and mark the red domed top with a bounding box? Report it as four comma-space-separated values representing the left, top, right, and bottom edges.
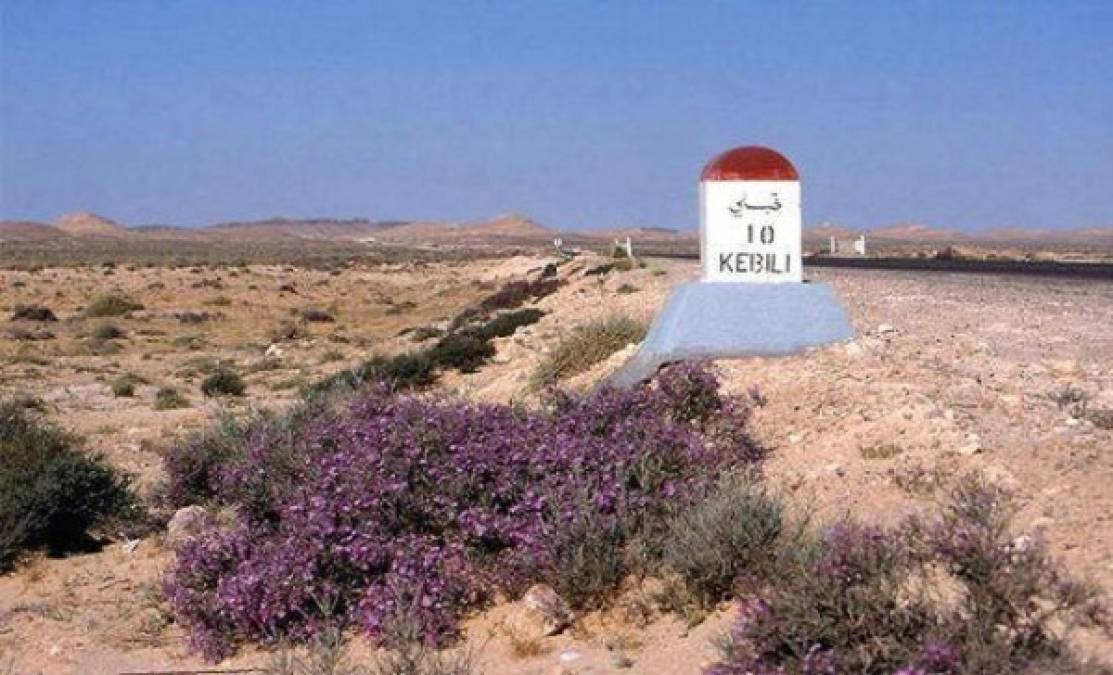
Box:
700, 146, 798, 181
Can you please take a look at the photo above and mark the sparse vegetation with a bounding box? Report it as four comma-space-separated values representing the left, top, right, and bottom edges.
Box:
0, 402, 141, 571
530, 315, 647, 387
82, 293, 143, 317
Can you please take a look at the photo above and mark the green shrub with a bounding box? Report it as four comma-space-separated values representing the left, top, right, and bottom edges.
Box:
407, 326, 445, 343
91, 322, 125, 340
83, 293, 143, 317
154, 387, 190, 410
300, 308, 335, 323
463, 308, 544, 342
307, 351, 438, 397
659, 475, 784, 610
160, 413, 252, 508
530, 315, 647, 387
584, 262, 616, 276
707, 476, 1112, 674
10, 304, 57, 322
0, 402, 139, 570
429, 334, 496, 373
543, 507, 628, 610
201, 370, 246, 397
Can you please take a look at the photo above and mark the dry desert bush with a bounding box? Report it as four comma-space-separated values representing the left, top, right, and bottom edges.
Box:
529, 315, 647, 387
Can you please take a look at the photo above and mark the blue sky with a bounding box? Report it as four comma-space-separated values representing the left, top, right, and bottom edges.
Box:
1, 1, 1111, 231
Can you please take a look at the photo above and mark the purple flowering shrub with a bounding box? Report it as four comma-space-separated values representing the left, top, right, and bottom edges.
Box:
164, 362, 762, 660
705, 476, 1111, 675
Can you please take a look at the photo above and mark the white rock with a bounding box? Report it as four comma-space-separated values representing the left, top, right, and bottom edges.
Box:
167, 505, 209, 546
503, 584, 572, 641
876, 323, 896, 335
558, 650, 583, 663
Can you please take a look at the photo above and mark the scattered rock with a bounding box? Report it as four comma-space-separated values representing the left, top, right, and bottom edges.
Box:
504, 584, 572, 641
558, 650, 583, 663
876, 323, 896, 335
959, 433, 983, 456
166, 505, 209, 546
1045, 359, 1080, 376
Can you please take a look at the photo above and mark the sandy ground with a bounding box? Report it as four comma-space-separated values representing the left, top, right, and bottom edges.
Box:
1, 256, 1111, 674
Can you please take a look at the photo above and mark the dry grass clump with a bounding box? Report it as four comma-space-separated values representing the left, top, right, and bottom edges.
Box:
301, 308, 336, 323
110, 373, 146, 398
530, 315, 647, 388
82, 293, 143, 318
154, 387, 190, 410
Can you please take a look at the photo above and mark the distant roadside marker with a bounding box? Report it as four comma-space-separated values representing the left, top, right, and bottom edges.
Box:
610, 145, 854, 386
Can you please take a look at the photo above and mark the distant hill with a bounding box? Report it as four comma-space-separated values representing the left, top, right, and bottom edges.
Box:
375, 214, 555, 242
4, 210, 1111, 251
0, 220, 69, 242
54, 212, 128, 237
205, 218, 384, 241
868, 223, 968, 242
804, 223, 859, 240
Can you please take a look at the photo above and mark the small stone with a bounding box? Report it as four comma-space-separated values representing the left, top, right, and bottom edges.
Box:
844, 342, 865, 358
876, 323, 896, 335
558, 650, 583, 663
167, 505, 209, 546
959, 441, 982, 456
1046, 359, 1079, 375
504, 584, 572, 641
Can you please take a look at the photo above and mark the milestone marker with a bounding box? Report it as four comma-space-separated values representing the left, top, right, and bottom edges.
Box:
701, 146, 802, 283
609, 145, 854, 387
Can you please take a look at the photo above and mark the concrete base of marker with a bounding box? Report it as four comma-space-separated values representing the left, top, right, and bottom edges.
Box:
608, 281, 855, 387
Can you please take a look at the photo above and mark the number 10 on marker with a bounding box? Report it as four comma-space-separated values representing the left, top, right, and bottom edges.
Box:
747, 224, 775, 245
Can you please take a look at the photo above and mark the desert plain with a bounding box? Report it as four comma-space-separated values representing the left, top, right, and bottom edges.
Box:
1, 243, 1112, 674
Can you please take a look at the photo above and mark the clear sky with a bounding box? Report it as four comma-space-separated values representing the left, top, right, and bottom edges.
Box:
1, 1, 1111, 231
